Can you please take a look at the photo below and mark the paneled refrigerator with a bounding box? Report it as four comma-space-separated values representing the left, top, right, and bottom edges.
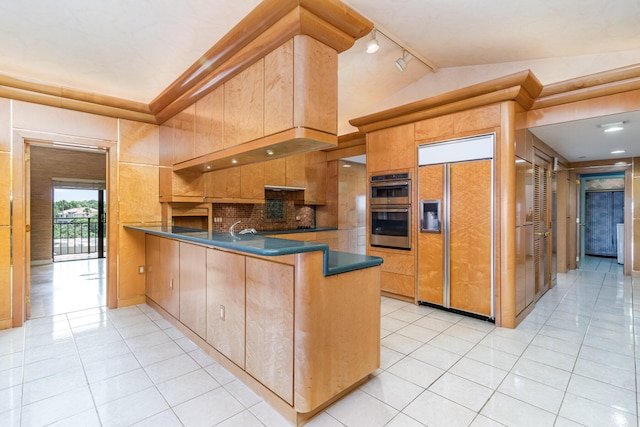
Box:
417, 134, 495, 319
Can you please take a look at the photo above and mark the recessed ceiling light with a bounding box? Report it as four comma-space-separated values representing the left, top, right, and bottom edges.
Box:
598, 120, 627, 132
205, 165, 211, 170
342, 163, 352, 168
231, 158, 238, 164
611, 150, 626, 154
266, 149, 274, 156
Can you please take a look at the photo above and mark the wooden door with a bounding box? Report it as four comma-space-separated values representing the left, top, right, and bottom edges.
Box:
179, 242, 207, 338
418, 164, 444, 305
533, 150, 552, 298
449, 160, 493, 316
206, 248, 246, 368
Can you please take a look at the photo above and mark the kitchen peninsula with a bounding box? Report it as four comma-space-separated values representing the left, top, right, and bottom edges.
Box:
125, 225, 383, 425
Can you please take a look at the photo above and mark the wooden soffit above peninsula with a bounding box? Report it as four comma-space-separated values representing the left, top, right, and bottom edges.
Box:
0, 0, 372, 125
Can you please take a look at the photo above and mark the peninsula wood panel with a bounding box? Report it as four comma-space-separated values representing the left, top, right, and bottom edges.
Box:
180, 242, 207, 338
264, 40, 294, 136
449, 160, 492, 316
207, 248, 246, 368
194, 86, 224, 157
293, 251, 380, 413
418, 164, 444, 305
224, 61, 264, 149
245, 257, 294, 405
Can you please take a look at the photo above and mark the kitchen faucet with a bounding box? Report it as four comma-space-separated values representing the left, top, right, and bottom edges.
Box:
229, 221, 256, 237
229, 221, 241, 237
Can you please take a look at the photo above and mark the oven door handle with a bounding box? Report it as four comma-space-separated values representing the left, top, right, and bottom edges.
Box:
371, 207, 410, 213
371, 180, 410, 188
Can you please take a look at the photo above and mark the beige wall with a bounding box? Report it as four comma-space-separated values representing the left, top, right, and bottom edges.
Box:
30, 146, 106, 263
0, 100, 162, 328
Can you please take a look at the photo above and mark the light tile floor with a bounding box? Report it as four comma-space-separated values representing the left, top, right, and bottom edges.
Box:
1, 256, 638, 426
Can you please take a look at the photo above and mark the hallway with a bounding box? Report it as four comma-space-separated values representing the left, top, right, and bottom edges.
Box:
29, 259, 106, 318
0, 256, 636, 426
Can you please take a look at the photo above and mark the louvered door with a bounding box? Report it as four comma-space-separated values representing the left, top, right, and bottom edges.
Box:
533, 150, 552, 299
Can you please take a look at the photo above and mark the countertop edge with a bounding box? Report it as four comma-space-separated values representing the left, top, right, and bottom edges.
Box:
125, 225, 383, 276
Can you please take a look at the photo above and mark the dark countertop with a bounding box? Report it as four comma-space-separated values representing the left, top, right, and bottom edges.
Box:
124, 225, 382, 276
257, 227, 338, 235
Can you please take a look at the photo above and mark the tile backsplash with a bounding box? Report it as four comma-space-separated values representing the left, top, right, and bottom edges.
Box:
211, 190, 315, 232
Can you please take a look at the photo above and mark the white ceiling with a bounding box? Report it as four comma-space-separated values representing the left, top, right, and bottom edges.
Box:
1, 0, 639, 163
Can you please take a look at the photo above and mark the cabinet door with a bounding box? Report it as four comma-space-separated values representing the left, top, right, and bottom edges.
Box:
245, 257, 294, 405
304, 152, 326, 203
159, 237, 181, 318
449, 160, 492, 316
145, 234, 161, 304
206, 249, 246, 368
418, 164, 444, 305
205, 167, 241, 199
180, 242, 207, 338
264, 158, 286, 187
285, 154, 306, 188
241, 162, 265, 200
367, 124, 415, 173
224, 61, 264, 149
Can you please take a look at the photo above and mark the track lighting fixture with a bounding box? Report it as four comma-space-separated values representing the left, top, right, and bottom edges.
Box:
365, 29, 380, 53
362, 25, 438, 73
395, 50, 413, 72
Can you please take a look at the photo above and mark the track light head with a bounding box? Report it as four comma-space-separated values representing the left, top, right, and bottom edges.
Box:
365, 29, 379, 53
395, 50, 413, 72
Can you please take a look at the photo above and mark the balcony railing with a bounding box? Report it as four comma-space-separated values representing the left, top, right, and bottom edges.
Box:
53, 217, 106, 261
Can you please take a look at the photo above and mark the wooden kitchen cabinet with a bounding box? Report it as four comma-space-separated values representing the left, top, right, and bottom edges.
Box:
206, 248, 246, 368
284, 152, 327, 203
194, 86, 224, 158
264, 158, 286, 187
205, 167, 241, 199
285, 154, 306, 188
223, 60, 264, 149
368, 248, 415, 299
367, 123, 415, 173
245, 257, 294, 404
145, 235, 180, 318
179, 242, 207, 338
241, 162, 265, 201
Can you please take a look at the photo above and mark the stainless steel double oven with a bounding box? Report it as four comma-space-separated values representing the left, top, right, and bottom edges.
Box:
369, 172, 411, 250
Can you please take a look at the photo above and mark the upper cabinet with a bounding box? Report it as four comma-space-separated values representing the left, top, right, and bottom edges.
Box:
169, 36, 338, 175
367, 124, 415, 173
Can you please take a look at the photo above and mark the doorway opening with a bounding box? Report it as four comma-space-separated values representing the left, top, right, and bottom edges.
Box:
53, 186, 106, 262
580, 172, 625, 262
28, 145, 107, 318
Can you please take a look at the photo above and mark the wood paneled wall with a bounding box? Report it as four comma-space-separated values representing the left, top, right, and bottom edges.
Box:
1, 100, 163, 328
634, 158, 640, 273
29, 146, 106, 263
0, 99, 11, 327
